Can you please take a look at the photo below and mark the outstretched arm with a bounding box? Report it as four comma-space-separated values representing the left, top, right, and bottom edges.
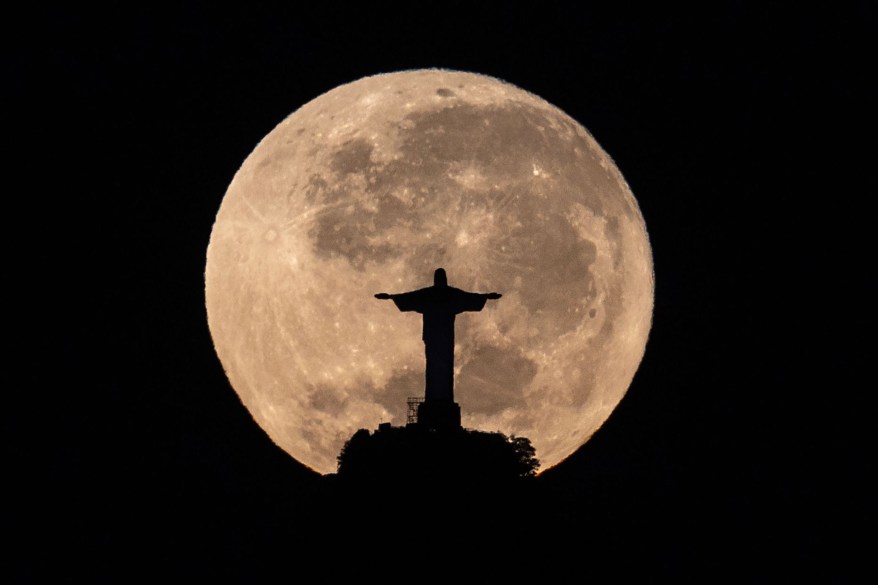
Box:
375, 288, 430, 312
452, 290, 502, 312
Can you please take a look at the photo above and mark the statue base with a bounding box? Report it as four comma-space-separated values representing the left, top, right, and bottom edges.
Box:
417, 400, 461, 430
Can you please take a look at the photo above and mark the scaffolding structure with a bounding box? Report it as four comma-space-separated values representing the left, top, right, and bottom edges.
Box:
406, 397, 424, 425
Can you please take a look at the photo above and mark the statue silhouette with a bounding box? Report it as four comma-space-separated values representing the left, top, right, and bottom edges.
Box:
375, 268, 501, 405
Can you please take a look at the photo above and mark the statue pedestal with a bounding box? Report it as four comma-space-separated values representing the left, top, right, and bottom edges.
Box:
417, 400, 461, 430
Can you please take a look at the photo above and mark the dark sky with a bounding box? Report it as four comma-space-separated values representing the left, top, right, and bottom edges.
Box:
10, 3, 874, 581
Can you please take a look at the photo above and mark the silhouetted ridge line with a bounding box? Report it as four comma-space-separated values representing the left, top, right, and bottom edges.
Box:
335, 424, 538, 486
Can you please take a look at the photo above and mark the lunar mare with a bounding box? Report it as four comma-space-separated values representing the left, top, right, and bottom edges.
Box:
206, 70, 653, 474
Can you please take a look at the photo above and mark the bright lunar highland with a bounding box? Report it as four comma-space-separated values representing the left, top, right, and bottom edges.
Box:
206, 70, 654, 474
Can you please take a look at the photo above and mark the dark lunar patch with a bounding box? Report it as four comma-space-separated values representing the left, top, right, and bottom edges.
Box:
308, 139, 423, 268
330, 138, 374, 176
457, 344, 538, 415
300, 427, 321, 452
605, 216, 623, 269
308, 385, 349, 416
491, 182, 598, 337
304, 173, 328, 203
605, 216, 621, 240
596, 280, 622, 341
589, 308, 597, 318
255, 155, 276, 171
436, 88, 455, 97
309, 214, 399, 270
374, 368, 424, 425
306, 182, 409, 269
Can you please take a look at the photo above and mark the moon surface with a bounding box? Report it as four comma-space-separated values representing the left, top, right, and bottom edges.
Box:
205, 70, 653, 474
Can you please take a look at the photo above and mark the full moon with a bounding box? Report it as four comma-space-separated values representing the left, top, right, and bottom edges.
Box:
206, 70, 653, 474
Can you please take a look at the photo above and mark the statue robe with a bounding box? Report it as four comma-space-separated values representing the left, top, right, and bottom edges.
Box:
389, 285, 490, 402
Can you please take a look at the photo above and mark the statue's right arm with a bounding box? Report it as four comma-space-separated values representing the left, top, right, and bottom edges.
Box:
378, 289, 425, 312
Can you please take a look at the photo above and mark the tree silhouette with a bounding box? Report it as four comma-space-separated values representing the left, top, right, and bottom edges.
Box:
509, 435, 540, 478
335, 426, 539, 486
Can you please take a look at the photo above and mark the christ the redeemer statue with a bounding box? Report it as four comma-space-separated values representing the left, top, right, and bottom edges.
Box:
375, 268, 501, 428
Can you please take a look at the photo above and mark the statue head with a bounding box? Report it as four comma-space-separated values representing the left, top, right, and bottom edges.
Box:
434, 268, 448, 287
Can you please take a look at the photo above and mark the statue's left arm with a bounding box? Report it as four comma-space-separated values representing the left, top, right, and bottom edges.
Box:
454, 289, 502, 313
374, 288, 431, 312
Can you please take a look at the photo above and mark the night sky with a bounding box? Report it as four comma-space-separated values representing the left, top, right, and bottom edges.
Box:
11, 4, 874, 581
